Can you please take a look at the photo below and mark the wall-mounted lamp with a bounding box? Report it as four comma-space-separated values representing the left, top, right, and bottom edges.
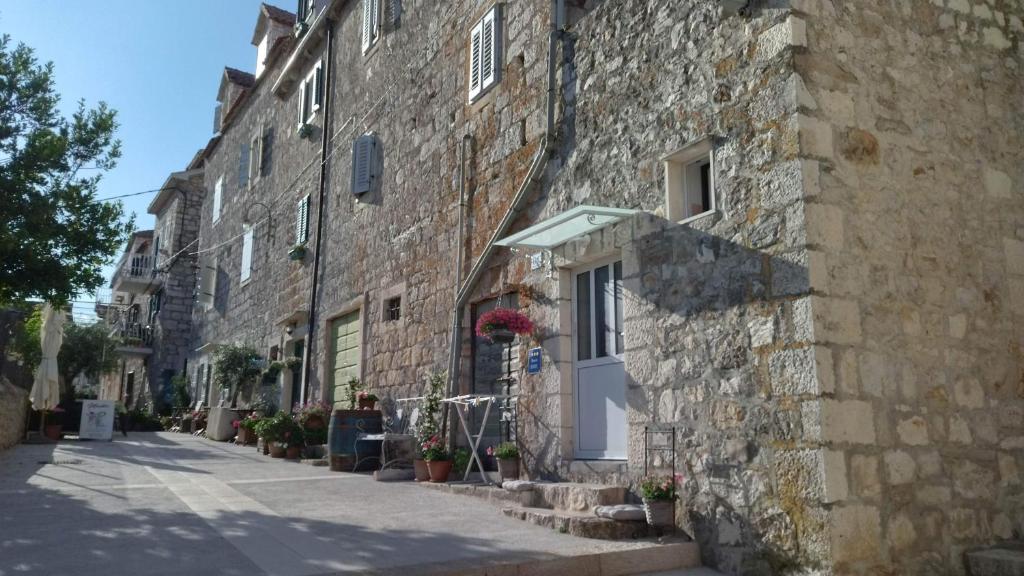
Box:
285, 322, 295, 336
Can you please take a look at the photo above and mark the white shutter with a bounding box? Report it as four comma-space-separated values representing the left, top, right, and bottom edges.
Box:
240, 227, 253, 282
351, 134, 374, 195
212, 176, 223, 222
468, 22, 482, 101
361, 0, 376, 53
313, 63, 324, 110
296, 195, 310, 244
481, 6, 501, 91
197, 259, 216, 306
297, 81, 306, 126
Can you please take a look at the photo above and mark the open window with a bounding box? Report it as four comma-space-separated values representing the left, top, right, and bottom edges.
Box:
664, 140, 715, 223
297, 60, 323, 127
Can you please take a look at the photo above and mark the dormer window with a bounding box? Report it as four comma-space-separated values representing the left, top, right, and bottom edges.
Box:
297, 60, 323, 127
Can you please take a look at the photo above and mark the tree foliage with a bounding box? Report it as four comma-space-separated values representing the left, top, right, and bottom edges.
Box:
213, 345, 263, 408
0, 34, 133, 305
58, 322, 119, 401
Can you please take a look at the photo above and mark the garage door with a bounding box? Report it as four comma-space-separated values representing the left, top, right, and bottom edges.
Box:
330, 310, 361, 408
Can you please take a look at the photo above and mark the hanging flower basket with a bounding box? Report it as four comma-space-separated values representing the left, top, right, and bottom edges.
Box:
288, 245, 307, 261
475, 308, 533, 343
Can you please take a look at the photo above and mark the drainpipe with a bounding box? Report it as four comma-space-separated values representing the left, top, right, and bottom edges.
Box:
301, 19, 335, 405
444, 0, 564, 430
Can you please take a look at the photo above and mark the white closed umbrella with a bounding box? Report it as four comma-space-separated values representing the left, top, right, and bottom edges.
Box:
29, 303, 64, 432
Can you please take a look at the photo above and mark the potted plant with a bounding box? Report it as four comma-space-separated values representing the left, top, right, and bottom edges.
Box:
357, 391, 378, 410
285, 356, 303, 370
288, 244, 306, 261
297, 123, 313, 139
414, 372, 445, 481
293, 21, 309, 38
639, 474, 682, 527
421, 434, 451, 483
475, 308, 533, 344
282, 422, 305, 460
236, 412, 261, 445
263, 412, 294, 458
42, 407, 66, 441
295, 400, 331, 447
253, 417, 271, 455
488, 442, 520, 480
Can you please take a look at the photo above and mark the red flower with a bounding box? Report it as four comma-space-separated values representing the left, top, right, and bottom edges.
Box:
475, 308, 533, 339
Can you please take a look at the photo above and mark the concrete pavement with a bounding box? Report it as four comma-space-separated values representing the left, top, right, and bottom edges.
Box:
0, 433, 695, 576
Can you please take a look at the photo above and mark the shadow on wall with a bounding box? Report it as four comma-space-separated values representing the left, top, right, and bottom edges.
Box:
623, 214, 812, 574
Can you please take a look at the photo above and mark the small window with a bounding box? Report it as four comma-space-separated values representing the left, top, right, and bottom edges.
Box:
249, 133, 261, 185
298, 61, 323, 126
362, 0, 381, 53
260, 126, 274, 176
664, 140, 715, 222
296, 195, 310, 245
385, 297, 401, 322
240, 226, 253, 283
468, 5, 502, 102
212, 176, 223, 223
239, 142, 250, 188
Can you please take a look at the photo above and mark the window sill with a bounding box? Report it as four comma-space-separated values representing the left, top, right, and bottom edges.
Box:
676, 209, 717, 226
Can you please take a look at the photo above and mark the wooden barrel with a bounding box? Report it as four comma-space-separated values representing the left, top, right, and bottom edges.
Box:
328, 409, 382, 471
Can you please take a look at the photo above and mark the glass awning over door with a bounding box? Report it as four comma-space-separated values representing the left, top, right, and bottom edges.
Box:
495, 205, 640, 250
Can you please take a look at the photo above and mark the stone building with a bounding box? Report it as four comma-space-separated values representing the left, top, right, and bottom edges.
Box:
181, 1, 1022, 574
98, 170, 205, 409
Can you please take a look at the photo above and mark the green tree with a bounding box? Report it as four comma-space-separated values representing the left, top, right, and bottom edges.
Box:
0, 34, 133, 305
213, 345, 263, 408
57, 322, 119, 402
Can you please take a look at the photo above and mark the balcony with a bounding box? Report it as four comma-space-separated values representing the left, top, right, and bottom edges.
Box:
111, 254, 159, 293
114, 321, 153, 355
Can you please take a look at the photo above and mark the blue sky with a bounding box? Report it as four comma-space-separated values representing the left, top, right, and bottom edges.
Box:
2, 0, 272, 321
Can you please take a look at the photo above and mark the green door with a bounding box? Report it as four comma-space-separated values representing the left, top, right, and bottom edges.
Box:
330, 311, 361, 408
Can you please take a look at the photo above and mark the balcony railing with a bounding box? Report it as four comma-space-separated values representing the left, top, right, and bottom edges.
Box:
117, 321, 153, 348
127, 255, 154, 279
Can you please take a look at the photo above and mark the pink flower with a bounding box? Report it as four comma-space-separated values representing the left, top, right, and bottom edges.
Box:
475, 308, 534, 339
486, 446, 494, 457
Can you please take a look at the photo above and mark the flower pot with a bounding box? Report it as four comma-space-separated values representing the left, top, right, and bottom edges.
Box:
259, 437, 270, 455
643, 499, 675, 527
288, 246, 306, 261
304, 414, 326, 430
489, 328, 516, 344
285, 446, 302, 460
426, 459, 452, 483
269, 443, 286, 458
497, 457, 520, 480
413, 458, 430, 482
44, 424, 62, 441
236, 427, 255, 445
358, 398, 377, 410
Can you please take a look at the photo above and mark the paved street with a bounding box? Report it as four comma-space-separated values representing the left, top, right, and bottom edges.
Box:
0, 433, 669, 576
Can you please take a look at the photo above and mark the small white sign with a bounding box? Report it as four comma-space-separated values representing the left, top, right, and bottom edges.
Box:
530, 252, 544, 271
79, 400, 115, 441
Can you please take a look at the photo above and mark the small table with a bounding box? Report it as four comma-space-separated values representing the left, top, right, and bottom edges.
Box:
442, 394, 511, 485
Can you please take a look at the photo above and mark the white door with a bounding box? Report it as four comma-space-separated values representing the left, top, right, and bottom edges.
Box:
574, 260, 626, 460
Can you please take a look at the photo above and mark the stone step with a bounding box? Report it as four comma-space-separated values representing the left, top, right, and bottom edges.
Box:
382, 539, 701, 575
502, 506, 656, 541
533, 482, 627, 512
420, 481, 535, 507
967, 547, 1024, 576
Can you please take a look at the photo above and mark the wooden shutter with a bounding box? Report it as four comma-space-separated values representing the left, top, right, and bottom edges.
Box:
351, 134, 375, 195
313, 63, 324, 109
213, 177, 223, 222
260, 127, 274, 176
239, 142, 250, 188
240, 227, 253, 282
469, 22, 482, 101
297, 81, 306, 126
481, 6, 501, 91
296, 195, 310, 244
197, 258, 216, 306
361, 0, 376, 52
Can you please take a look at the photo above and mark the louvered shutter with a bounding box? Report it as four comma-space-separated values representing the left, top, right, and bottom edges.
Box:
313, 63, 324, 109
239, 142, 250, 188
351, 134, 375, 195
240, 227, 253, 282
197, 259, 216, 305
212, 177, 223, 222
469, 22, 482, 101
297, 81, 306, 125
260, 127, 274, 176
296, 195, 310, 244
482, 7, 501, 91
361, 0, 375, 52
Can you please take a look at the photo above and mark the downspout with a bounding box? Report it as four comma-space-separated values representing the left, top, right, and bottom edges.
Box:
444, 0, 564, 427
301, 19, 335, 405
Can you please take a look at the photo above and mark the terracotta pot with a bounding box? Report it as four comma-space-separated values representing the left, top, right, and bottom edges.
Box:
497, 457, 520, 480
357, 398, 377, 410
304, 414, 326, 429
44, 424, 62, 441
236, 427, 254, 445
413, 458, 430, 482
643, 499, 675, 527
426, 459, 452, 483
269, 443, 286, 458
285, 445, 301, 460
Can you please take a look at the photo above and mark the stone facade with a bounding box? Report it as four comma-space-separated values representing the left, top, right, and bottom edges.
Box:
0, 377, 27, 451
174, 1, 1022, 574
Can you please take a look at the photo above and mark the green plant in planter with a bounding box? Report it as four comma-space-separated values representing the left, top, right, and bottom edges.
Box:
284, 356, 303, 370
264, 361, 286, 380
639, 474, 683, 502
420, 434, 449, 461
214, 344, 263, 408
488, 442, 519, 459
417, 371, 445, 448
297, 123, 313, 139
346, 377, 363, 410
288, 244, 306, 261
261, 411, 304, 447
453, 448, 471, 476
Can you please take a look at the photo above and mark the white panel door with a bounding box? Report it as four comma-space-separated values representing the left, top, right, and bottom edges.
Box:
574, 260, 626, 460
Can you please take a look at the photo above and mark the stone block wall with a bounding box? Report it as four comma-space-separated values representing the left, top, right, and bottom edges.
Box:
0, 378, 27, 451
797, 0, 1023, 574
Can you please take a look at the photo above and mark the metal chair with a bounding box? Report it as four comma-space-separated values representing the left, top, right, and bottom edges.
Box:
353, 407, 419, 472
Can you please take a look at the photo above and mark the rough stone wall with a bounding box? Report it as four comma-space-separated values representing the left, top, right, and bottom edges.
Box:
0, 377, 27, 451
796, 0, 1024, 574
149, 174, 205, 407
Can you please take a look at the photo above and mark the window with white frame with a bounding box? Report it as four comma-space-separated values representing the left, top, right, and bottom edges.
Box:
212, 176, 223, 223
468, 5, 502, 102
362, 0, 381, 53
240, 226, 254, 283
296, 195, 310, 244
196, 257, 217, 307
297, 60, 323, 126
664, 140, 715, 222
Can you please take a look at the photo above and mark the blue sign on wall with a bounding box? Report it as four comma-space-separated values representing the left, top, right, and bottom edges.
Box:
527, 347, 542, 374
